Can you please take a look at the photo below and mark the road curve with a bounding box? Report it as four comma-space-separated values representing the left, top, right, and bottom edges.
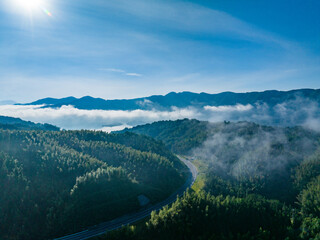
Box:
53, 156, 198, 240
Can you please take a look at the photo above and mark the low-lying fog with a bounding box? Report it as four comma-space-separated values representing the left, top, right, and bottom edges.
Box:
0, 97, 319, 132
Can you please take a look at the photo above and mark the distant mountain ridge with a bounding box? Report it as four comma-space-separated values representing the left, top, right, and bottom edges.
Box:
0, 116, 59, 131
28, 96, 78, 106
21, 89, 320, 111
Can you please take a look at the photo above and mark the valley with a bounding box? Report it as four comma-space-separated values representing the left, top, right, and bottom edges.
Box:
0, 92, 320, 240
1, 0, 319, 238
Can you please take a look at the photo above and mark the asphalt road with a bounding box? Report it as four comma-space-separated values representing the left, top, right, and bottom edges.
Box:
54, 156, 198, 240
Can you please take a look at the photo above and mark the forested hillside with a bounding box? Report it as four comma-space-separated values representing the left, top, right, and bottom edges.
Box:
109, 119, 320, 239
123, 118, 319, 154
124, 119, 320, 203
106, 191, 295, 240
106, 181, 320, 240
106, 147, 320, 239
0, 130, 187, 240
121, 119, 209, 154
0, 115, 59, 131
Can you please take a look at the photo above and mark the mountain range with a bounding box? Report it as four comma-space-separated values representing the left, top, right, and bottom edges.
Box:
0, 116, 59, 131
21, 89, 320, 111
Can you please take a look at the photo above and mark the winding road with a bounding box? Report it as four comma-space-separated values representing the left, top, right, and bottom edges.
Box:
53, 156, 198, 240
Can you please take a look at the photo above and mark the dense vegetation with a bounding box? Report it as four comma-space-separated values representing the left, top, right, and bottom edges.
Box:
121, 119, 209, 154
1, 118, 319, 239
0, 129, 187, 240
106, 191, 295, 240
108, 119, 320, 239
104, 157, 320, 240
106, 180, 320, 240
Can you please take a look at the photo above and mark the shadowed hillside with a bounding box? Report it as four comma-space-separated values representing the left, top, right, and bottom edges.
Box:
0, 130, 186, 240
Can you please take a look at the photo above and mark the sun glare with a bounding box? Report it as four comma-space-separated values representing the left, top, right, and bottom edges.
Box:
9, 0, 53, 17
14, 0, 43, 11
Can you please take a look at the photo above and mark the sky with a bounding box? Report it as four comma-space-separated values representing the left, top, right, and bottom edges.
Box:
0, 0, 319, 102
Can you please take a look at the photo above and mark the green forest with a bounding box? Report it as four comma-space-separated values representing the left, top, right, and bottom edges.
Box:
0, 129, 187, 240
104, 119, 320, 239
1, 118, 320, 239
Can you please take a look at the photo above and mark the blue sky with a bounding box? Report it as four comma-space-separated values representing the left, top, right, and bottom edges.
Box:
0, 0, 319, 102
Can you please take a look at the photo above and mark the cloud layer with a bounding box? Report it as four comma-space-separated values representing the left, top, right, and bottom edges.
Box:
0, 97, 319, 132
0, 104, 198, 131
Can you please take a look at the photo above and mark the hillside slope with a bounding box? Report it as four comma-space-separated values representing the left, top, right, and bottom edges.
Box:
0, 130, 186, 240
122, 119, 320, 203
103, 120, 320, 240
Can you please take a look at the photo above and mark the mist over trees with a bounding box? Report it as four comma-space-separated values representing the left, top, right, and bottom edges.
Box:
114, 119, 320, 239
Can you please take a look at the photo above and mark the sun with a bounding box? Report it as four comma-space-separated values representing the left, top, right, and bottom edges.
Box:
15, 0, 42, 10
9, 0, 53, 17
13, 0, 43, 12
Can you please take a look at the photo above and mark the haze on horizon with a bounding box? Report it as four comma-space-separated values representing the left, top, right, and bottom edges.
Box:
0, 0, 319, 102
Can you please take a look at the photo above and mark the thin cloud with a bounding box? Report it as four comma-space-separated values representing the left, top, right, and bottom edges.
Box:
95, 0, 294, 48
100, 124, 133, 133
103, 68, 125, 73
99, 68, 142, 77
126, 73, 142, 77
204, 104, 253, 112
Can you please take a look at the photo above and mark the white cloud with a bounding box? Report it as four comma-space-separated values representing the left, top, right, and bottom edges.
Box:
204, 104, 253, 112
99, 68, 142, 77
0, 104, 198, 130
136, 99, 153, 108
100, 124, 132, 133
103, 68, 125, 73
126, 73, 142, 77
